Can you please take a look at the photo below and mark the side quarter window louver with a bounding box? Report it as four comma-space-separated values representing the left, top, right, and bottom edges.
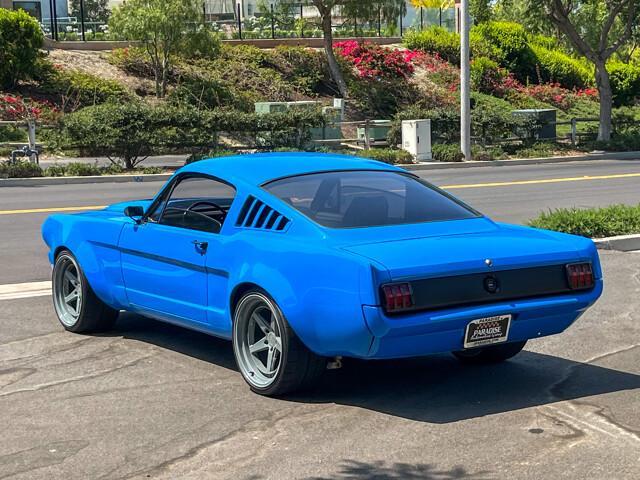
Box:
236, 196, 290, 231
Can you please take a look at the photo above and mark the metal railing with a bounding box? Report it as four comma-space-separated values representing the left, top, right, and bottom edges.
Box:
41, 4, 458, 42
0, 120, 39, 163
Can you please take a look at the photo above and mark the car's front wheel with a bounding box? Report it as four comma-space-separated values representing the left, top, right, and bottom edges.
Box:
232, 290, 325, 396
52, 250, 118, 333
452, 340, 527, 364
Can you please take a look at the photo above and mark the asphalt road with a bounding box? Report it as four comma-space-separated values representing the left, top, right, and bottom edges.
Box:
1, 158, 639, 285
0, 250, 638, 479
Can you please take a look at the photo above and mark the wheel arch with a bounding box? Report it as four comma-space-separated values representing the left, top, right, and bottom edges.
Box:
229, 281, 264, 317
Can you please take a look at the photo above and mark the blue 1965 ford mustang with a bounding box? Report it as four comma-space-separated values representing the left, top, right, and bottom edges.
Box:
42, 153, 603, 395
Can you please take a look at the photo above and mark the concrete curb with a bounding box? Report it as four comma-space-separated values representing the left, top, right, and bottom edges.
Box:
2, 151, 640, 187
593, 234, 640, 252
403, 151, 640, 171
0, 173, 172, 187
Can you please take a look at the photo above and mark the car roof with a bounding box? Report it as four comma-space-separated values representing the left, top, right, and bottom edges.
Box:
179, 152, 405, 186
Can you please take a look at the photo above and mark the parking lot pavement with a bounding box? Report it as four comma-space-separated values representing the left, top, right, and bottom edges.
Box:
1, 250, 639, 480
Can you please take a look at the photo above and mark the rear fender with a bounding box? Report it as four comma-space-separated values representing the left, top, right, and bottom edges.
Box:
226, 237, 375, 358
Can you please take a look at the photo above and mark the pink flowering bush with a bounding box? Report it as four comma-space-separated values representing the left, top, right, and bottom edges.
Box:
334, 41, 415, 79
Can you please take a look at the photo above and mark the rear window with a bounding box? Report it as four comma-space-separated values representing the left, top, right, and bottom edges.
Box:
263, 170, 479, 228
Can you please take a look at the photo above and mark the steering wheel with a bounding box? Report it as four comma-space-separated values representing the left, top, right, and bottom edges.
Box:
183, 201, 227, 230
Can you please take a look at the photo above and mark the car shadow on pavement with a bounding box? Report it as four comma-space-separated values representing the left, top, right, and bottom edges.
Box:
304, 460, 491, 480
293, 348, 640, 423
110, 313, 640, 424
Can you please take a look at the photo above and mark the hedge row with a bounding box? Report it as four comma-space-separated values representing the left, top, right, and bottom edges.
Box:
50, 102, 326, 168
529, 204, 640, 238
404, 22, 593, 89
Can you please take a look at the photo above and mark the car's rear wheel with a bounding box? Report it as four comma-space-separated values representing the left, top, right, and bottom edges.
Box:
232, 290, 325, 396
52, 250, 118, 333
452, 340, 527, 364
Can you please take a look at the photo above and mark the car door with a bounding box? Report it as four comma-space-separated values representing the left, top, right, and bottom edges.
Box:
119, 174, 236, 327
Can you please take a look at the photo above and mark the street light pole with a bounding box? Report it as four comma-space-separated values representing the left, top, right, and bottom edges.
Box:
460, 0, 471, 161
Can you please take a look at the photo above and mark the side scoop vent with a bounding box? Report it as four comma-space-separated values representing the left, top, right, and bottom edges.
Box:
236, 195, 290, 231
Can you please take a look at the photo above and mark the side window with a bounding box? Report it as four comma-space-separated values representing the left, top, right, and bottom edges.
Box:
154, 176, 236, 233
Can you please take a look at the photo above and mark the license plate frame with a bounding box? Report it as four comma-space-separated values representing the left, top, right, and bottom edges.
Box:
463, 314, 512, 349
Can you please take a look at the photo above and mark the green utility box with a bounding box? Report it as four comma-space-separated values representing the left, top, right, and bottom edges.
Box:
254, 102, 289, 115
512, 109, 557, 140
321, 106, 343, 141
357, 120, 391, 144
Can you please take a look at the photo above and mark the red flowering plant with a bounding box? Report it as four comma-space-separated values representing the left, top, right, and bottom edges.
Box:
0, 94, 60, 123
334, 41, 415, 79
518, 83, 599, 111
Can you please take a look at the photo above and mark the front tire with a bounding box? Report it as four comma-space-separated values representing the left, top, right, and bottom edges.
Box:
52, 250, 118, 333
232, 290, 325, 396
452, 340, 527, 364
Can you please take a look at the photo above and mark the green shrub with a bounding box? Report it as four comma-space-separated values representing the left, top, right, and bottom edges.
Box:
44, 164, 67, 177
65, 162, 102, 176
470, 56, 509, 95
0, 9, 44, 88
168, 74, 234, 110
527, 33, 559, 50
432, 144, 464, 162
0, 160, 43, 178
404, 27, 460, 64
530, 44, 592, 88
471, 21, 535, 79
471, 145, 507, 161
356, 148, 414, 165
0, 126, 27, 143
592, 130, 640, 152
512, 141, 556, 158
608, 62, 640, 107
529, 204, 640, 238
108, 47, 157, 78
268, 46, 329, 96
141, 166, 164, 174
43, 69, 131, 108
181, 25, 222, 59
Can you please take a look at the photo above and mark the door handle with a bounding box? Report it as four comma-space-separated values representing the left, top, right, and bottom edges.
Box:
192, 240, 208, 253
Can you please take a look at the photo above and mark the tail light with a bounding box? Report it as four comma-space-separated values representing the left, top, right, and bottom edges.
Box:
381, 282, 414, 313
566, 262, 594, 290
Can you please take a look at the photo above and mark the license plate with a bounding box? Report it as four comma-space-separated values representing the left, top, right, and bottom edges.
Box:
463, 314, 512, 349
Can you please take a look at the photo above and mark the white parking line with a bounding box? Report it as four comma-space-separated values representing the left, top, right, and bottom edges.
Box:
0, 281, 52, 301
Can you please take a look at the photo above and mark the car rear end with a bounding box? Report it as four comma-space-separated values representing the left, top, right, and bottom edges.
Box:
345, 224, 603, 359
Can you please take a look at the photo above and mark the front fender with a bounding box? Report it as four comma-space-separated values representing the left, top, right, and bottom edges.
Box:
42, 212, 129, 309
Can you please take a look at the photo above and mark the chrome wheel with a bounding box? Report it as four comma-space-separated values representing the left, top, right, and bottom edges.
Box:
53, 254, 83, 327
233, 293, 283, 389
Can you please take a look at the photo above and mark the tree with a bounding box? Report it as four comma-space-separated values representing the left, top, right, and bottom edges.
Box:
69, 0, 111, 24
532, 0, 639, 141
470, 0, 493, 23
302, 1, 406, 98
109, 0, 200, 98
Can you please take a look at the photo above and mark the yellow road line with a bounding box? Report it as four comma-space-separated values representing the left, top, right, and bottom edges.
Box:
441, 172, 640, 190
0, 205, 106, 215
0, 171, 639, 215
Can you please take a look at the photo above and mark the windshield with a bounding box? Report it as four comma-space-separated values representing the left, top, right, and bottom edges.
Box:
263, 170, 479, 229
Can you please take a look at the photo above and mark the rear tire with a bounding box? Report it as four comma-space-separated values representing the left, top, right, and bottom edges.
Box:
452, 340, 527, 364
232, 289, 325, 396
52, 250, 118, 333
